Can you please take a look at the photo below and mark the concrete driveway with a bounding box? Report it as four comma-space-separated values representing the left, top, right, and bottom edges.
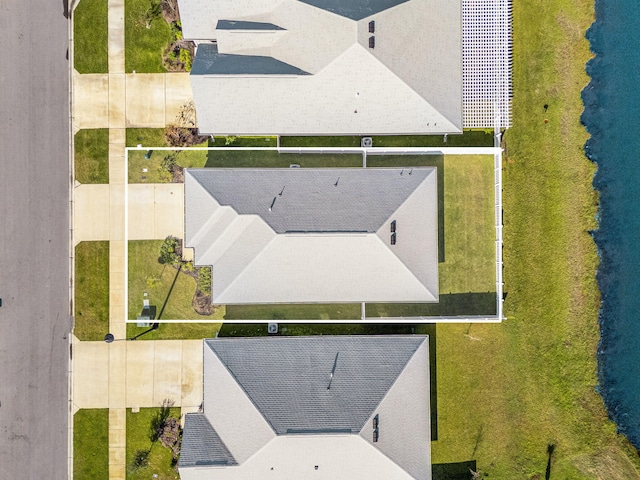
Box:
72, 339, 203, 410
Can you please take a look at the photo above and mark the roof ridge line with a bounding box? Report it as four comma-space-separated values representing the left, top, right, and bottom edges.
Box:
374, 168, 439, 300
360, 43, 461, 131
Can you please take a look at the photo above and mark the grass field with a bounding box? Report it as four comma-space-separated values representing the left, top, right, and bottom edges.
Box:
124, 0, 171, 73
73, 0, 108, 73
126, 407, 181, 480
128, 149, 208, 183
74, 242, 110, 341
126, 321, 222, 340
205, 149, 363, 168
126, 128, 166, 147
74, 409, 109, 480
425, 1, 640, 478
225, 304, 361, 321
279, 130, 494, 148
75, 129, 109, 184
127, 240, 225, 321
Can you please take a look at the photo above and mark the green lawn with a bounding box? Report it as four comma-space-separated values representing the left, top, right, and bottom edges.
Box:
124, 0, 172, 73
126, 321, 222, 340
218, 323, 420, 337
212, 136, 278, 147
205, 149, 363, 168
128, 240, 225, 321
75, 129, 109, 184
73, 0, 108, 73
126, 128, 166, 147
126, 407, 181, 480
279, 130, 494, 148
128, 148, 208, 183
74, 242, 110, 341
425, 0, 640, 478
74, 409, 109, 480
225, 304, 361, 321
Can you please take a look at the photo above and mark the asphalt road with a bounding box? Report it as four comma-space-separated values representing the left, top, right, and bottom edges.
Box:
0, 0, 72, 477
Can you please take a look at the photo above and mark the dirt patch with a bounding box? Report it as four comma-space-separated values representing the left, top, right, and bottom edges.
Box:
171, 164, 184, 183
192, 289, 214, 316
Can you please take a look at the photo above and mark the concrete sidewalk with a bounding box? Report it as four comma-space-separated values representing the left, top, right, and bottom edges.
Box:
71, 0, 197, 478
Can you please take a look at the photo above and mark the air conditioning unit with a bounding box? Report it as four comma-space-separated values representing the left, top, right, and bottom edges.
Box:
268, 323, 279, 334
361, 137, 373, 147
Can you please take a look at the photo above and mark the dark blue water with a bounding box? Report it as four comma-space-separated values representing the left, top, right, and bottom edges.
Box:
582, 0, 640, 448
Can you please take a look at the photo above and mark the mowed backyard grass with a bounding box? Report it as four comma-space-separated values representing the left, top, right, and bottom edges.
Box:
368, 154, 496, 318
73, 0, 108, 73
425, 1, 640, 478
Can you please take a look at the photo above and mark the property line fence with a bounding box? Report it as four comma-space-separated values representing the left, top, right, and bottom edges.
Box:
126, 145, 505, 323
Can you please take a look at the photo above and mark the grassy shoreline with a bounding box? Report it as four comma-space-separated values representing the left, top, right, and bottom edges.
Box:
428, 1, 640, 478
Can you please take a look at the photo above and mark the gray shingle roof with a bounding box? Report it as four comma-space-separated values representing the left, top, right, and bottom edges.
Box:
205, 336, 426, 435
188, 168, 432, 234
299, 0, 408, 20
180, 0, 462, 135
179, 413, 237, 467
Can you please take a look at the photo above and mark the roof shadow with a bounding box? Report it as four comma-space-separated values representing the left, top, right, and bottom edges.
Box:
432, 460, 478, 480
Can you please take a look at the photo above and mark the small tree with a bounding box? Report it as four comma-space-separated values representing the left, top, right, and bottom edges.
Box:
130, 449, 150, 472
149, 398, 174, 443
141, 0, 162, 28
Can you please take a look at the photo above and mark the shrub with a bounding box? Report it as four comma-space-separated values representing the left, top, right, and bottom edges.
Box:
164, 124, 208, 147
197, 266, 212, 295
170, 20, 183, 41
180, 47, 192, 71
159, 236, 180, 265
161, 153, 177, 172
